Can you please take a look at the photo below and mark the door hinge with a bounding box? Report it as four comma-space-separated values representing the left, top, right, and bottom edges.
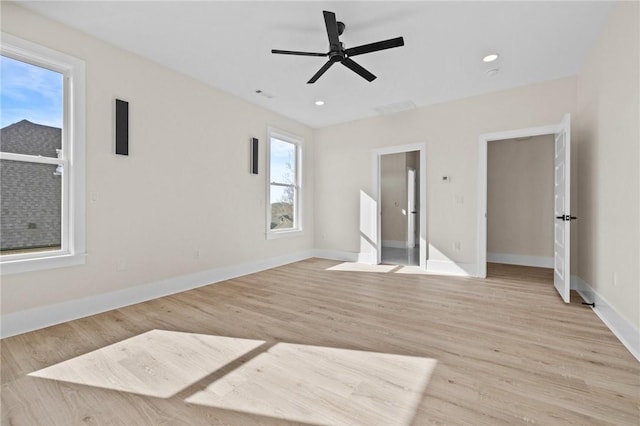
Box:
555, 215, 577, 221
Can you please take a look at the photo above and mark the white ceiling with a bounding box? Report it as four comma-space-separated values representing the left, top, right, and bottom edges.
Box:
17, 1, 614, 128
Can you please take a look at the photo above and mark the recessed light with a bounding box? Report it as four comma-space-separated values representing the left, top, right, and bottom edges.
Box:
482, 53, 499, 63
315, 100, 325, 106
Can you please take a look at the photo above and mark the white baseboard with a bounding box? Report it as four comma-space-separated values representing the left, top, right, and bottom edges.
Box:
572, 275, 640, 362
487, 252, 553, 268
0, 250, 315, 339
426, 259, 477, 277
382, 240, 408, 249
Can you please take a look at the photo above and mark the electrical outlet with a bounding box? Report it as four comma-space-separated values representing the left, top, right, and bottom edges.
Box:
116, 259, 127, 271
612, 272, 617, 286
454, 241, 461, 251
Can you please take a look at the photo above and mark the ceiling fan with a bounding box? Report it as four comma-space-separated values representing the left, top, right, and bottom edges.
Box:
271, 10, 405, 84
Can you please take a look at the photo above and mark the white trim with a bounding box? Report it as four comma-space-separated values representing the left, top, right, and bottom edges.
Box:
487, 252, 553, 268
426, 259, 477, 277
382, 240, 408, 249
357, 252, 377, 264
572, 275, 640, 362
372, 143, 427, 269
1, 250, 315, 339
0, 252, 86, 275
265, 127, 303, 240
0, 33, 86, 274
477, 122, 562, 278
0, 152, 63, 165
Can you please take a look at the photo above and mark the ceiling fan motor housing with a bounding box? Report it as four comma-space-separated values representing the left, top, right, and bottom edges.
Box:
330, 43, 345, 62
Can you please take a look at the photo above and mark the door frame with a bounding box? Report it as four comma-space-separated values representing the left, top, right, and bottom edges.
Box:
373, 143, 427, 269
407, 167, 417, 249
477, 122, 562, 278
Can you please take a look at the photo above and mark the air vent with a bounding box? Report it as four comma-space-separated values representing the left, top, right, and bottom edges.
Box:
255, 89, 274, 99
373, 101, 416, 115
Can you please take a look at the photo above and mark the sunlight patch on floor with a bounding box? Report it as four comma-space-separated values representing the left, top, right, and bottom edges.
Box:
30, 330, 437, 424
326, 261, 471, 277
185, 343, 437, 425
392, 265, 430, 274
29, 330, 264, 398
326, 262, 401, 273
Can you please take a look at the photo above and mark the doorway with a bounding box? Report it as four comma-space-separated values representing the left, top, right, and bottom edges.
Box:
477, 114, 572, 302
380, 151, 420, 266
372, 143, 427, 269
487, 135, 555, 270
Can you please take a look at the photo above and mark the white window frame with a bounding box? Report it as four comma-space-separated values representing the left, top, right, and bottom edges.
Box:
266, 127, 303, 239
0, 33, 86, 275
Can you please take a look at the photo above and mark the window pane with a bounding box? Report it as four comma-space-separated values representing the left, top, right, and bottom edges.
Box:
270, 138, 295, 184
270, 184, 295, 230
0, 55, 63, 157
1, 160, 62, 254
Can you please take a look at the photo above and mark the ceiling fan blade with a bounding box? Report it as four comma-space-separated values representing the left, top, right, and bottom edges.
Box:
341, 57, 376, 82
345, 37, 405, 57
307, 60, 334, 84
271, 49, 328, 57
323, 10, 341, 50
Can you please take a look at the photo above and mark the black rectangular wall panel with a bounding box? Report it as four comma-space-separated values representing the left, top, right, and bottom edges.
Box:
251, 137, 258, 174
115, 99, 129, 156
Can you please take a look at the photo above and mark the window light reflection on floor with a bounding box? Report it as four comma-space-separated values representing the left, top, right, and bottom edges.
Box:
185, 342, 437, 424
29, 329, 437, 424
29, 330, 265, 398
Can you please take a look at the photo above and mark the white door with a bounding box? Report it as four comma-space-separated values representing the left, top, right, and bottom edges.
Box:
407, 168, 416, 248
553, 114, 572, 303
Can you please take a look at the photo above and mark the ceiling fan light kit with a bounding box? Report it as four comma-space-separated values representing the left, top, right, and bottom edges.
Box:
271, 10, 405, 84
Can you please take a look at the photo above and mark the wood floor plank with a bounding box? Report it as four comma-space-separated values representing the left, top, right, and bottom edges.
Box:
2, 259, 638, 425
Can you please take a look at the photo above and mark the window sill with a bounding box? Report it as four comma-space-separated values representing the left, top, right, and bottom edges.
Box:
1, 252, 86, 275
266, 229, 303, 240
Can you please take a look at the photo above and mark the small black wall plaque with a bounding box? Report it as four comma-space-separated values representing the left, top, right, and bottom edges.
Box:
250, 137, 259, 174
115, 99, 129, 155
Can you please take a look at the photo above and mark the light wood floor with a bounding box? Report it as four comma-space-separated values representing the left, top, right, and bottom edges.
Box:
2, 259, 638, 425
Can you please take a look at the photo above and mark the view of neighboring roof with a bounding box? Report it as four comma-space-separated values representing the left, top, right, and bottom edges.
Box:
1, 119, 61, 156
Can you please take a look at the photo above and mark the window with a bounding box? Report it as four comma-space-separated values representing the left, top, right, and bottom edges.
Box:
1, 33, 86, 274
266, 128, 302, 238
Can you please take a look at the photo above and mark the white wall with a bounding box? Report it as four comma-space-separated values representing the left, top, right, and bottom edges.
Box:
1, 4, 314, 318
575, 2, 639, 331
314, 77, 577, 269
488, 135, 554, 262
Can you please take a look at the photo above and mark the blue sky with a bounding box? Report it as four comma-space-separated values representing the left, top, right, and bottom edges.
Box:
1, 55, 63, 128
270, 138, 296, 204
270, 138, 295, 184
